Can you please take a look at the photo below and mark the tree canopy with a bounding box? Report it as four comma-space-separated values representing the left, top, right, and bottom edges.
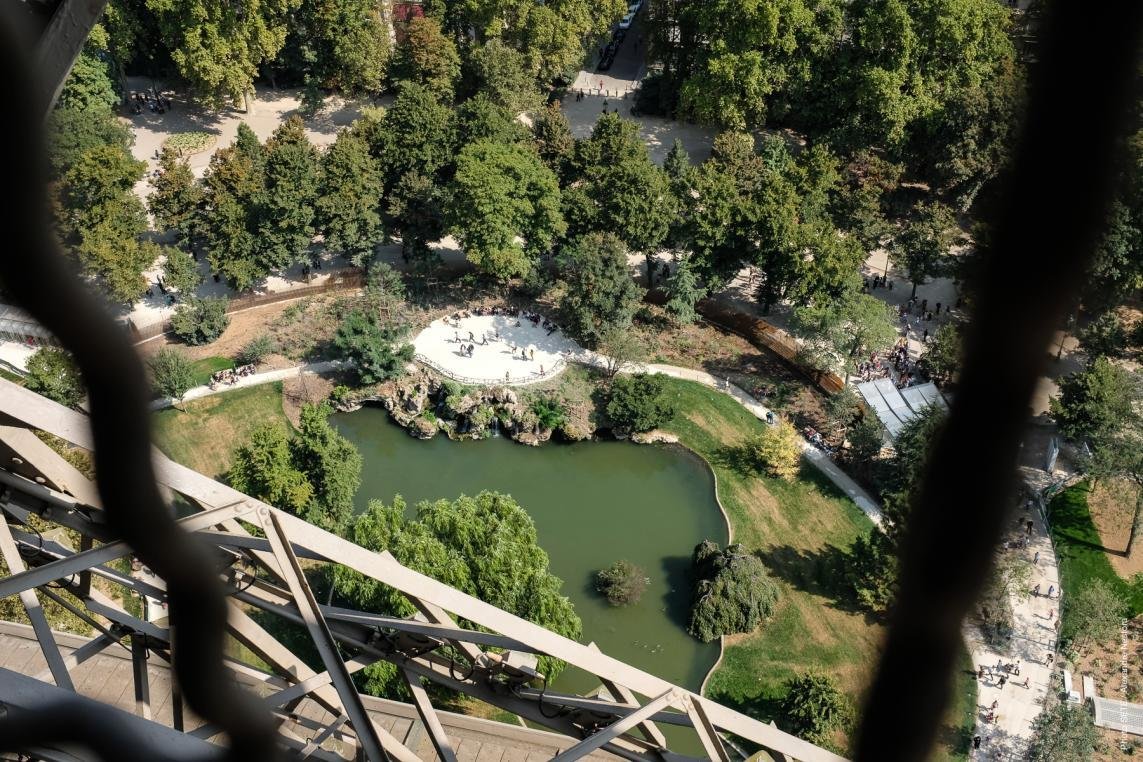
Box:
557, 232, 643, 347
25, 349, 85, 408
687, 540, 780, 642
333, 491, 582, 692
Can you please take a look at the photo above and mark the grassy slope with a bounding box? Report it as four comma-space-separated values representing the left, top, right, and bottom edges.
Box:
661, 377, 973, 758
151, 382, 288, 478
189, 355, 235, 387
1050, 483, 1143, 638
658, 380, 879, 720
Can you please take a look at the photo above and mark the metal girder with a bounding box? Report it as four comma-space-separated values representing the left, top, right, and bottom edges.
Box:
32, 632, 118, 682
683, 695, 731, 762
34, 0, 112, 115
590, 642, 668, 748
299, 715, 349, 759
0, 500, 251, 599
550, 690, 679, 762
400, 667, 459, 762
0, 387, 849, 762
131, 633, 152, 720
0, 518, 74, 691
260, 508, 389, 762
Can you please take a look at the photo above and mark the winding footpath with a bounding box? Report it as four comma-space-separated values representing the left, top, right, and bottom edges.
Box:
152, 353, 1058, 757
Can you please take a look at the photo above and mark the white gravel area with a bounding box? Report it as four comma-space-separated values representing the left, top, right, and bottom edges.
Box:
412, 315, 583, 386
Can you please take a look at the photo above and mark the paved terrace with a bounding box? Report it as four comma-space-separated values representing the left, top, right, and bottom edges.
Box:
0, 621, 612, 761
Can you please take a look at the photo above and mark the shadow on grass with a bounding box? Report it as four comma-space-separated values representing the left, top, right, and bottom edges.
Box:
754, 543, 884, 623
711, 443, 756, 477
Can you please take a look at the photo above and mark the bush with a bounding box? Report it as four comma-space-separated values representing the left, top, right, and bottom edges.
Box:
170, 296, 230, 345
595, 560, 648, 606
606, 373, 676, 433
687, 541, 779, 642
1079, 310, 1127, 358
148, 348, 195, 400
530, 397, 566, 431
743, 420, 802, 480
236, 334, 274, 366
163, 132, 214, 156
334, 309, 415, 385
779, 672, 850, 745
24, 347, 84, 407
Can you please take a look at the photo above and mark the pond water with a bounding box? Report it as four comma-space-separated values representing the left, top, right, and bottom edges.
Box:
331, 407, 727, 695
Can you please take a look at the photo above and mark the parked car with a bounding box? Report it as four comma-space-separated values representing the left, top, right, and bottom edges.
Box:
618, 12, 635, 29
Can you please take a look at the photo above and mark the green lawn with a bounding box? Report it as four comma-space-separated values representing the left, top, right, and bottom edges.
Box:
1049, 482, 1143, 639
151, 382, 288, 478
658, 379, 881, 748
189, 355, 234, 387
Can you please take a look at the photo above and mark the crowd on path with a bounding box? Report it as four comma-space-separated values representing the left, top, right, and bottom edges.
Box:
431, 305, 569, 383
967, 497, 1060, 760
208, 363, 256, 390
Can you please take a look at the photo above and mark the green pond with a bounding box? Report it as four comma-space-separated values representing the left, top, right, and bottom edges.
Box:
331, 407, 727, 695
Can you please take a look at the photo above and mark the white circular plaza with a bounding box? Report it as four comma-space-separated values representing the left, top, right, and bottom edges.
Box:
412, 314, 584, 386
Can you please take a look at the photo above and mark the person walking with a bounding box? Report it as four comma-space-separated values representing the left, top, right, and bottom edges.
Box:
1034, 551, 1039, 564
1047, 584, 1055, 598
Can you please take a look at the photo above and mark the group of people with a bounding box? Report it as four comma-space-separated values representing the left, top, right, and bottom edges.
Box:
863, 274, 894, 291
129, 89, 172, 115
208, 364, 255, 389
802, 426, 834, 455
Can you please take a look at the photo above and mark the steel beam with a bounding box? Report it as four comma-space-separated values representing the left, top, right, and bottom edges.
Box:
400, 667, 458, 762
131, 633, 151, 720
0, 518, 73, 691
0, 500, 251, 599
299, 715, 348, 759
590, 642, 668, 748
32, 632, 118, 682
34, 0, 112, 115
261, 508, 389, 762
550, 690, 679, 762
683, 695, 731, 762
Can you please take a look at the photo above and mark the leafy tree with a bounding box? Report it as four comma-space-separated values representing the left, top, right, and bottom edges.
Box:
58, 45, 119, 113
279, 0, 390, 97
918, 322, 963, 387
1049, 357, 1136, 444
199, 125, 268, 289
53, 141, 158, 304
147, 347, 196, 400
663, 139, 693, 192
846, 529, 897, 611
557, 233, 643, 347
447, 140, 565, 280
25, 349, 85, 408
793, 292, 898, 382
606, 374, 676, 433
467, 39, 542, 115
386, 171, 445, 271
743, 420, 803, 481
229, 423, 314, 517
779, 672, 850, 745
334, 492, 582, 693
170, 296, 231, 345
389, 15, 460, 100
845, 415, 886, 477
1027, 699, 1099, 762
457, 93, 529, 146
572, 115, 674, 283
316, 130, 384, 265
236, 334, 275, 365
1064, 578, 1127, 650
257, 116, 320, 268
290, 402, 363, 532
687, 541, 779, 642
532, 102, 576, 182
595, 560, 648, 606
149, 146, 204, 245
229, 403, 361, 532
46, 107, 133, 178
891, 202, 957, 298
836, 149, 903, 251
1079, 310, 1127, 358
147, 0, 299, 106
597, 327, 646, 379
334, 310, 414, 385
372, 84, 457, 188
664, 258, 706, 325
162, 248, 203, 299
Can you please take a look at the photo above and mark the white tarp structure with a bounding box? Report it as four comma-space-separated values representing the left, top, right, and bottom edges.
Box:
0, 305, 54, 345
856, 378, 949, 439
1093, 695, 1143, 736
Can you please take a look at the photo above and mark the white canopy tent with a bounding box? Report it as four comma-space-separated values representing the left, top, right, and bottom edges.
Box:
856, 379, 949, 440
0, 305, 55, 345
